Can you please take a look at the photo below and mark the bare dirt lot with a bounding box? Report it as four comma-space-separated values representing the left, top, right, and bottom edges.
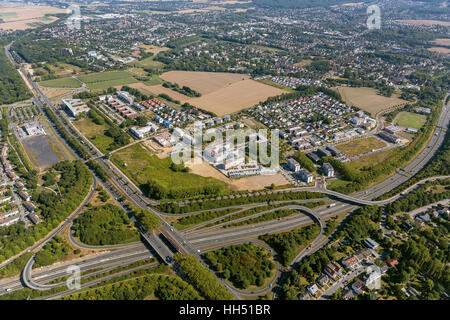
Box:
337, 86, 407, 116
185, 160, 289, 191
0, 4, 66, 30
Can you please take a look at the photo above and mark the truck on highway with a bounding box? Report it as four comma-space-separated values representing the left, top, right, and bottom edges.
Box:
328, 203, 336, 208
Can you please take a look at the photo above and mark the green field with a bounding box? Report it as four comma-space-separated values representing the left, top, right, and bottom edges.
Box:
327, 179, 353, 192
396, 112, 427, 130
133, 57, 165, 70
73, 117, 115, 153
256, 79, 295, 93
336, 137, 387, 157
144, 74, 164, 86
111, 143, 228, 200
39, 77, 82, 88
77, 71, 138, 90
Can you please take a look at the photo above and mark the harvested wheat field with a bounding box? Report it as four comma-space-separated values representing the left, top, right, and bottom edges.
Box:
140, 71, 287, 116
337, 86, 407, 116
185, 160, 289, 191
186, 79, 286, 116
429, 47, 450, 55
0, 4, 66, 30
432, 39, 450, 46
41, 87, 72, 99
160, 71, 251, 95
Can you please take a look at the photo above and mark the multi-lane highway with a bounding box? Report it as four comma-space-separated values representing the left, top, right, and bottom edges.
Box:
3, 41, 449, 299
0, 246, 152, 295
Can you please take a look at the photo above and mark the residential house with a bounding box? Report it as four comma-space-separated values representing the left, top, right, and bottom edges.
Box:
317, 274, 329, 287
342, 256, 360, 270
324, 261, 343, 279
298, 292, 310, 300
386, 259, 398, 268
352, 279, 365, 295
342, 288, 354, 300
307, 284, 319, 296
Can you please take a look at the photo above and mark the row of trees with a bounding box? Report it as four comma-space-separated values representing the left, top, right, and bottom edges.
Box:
162, 81, 201, 97
378, 128, 450, 200
385, 179, 450, 215
174, 254, 235, 300
293, 151, 316, 172
322, 156, 359, 182
0, 41, 32, 104
158, 190, 327, 214
44, 107, 91, 160
174, 208, 237, 230
144, 178, 227, 201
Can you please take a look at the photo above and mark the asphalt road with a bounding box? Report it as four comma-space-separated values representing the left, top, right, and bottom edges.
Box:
0, 246, 153, 295
5, 42, 449, 299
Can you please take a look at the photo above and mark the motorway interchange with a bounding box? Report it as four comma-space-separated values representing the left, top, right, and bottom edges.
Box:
1, 43, 449, 299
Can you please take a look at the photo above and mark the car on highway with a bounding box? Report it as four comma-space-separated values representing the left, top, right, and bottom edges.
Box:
5, 288, 11, 292
165, 256, 172, 263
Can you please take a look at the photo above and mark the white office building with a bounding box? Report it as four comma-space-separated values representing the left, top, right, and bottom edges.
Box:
62, 99, 90, 117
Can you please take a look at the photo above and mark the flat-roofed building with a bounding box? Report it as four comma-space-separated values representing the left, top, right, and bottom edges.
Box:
130, 122, 159, 139
322, 163, 335, 177
317, 148, 331, 158
378, 130, 401, 144
62, 99, 90, 117
306, 152, 321, 163
287, 158, 301, 172
117, 91, 135, 104
298, 169, 314, 183
326, 145, 344, 157
23, 201, 36, 213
